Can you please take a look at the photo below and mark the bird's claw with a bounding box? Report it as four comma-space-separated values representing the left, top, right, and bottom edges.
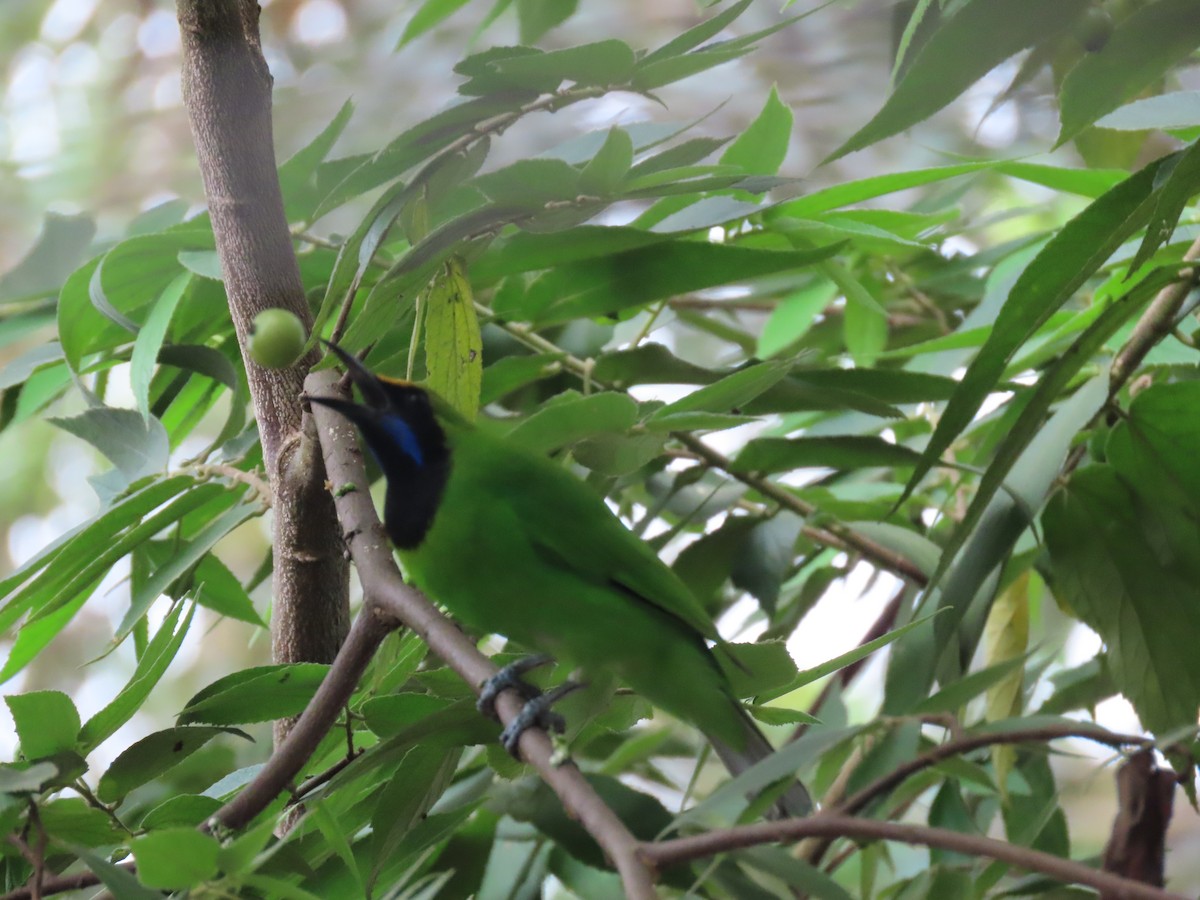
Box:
499, 681, 583, 758
477, 654, 555, 720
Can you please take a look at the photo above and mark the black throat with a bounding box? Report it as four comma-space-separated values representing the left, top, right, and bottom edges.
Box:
359, 388, 452, 550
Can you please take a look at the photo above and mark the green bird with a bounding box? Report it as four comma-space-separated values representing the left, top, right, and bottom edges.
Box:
310, 342, 811, 817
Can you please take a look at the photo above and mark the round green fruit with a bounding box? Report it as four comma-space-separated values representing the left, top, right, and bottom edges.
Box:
249, 308, 307, 369
1075, 6, 1114, 53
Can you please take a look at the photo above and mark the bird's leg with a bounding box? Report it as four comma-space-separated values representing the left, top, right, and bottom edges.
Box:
476, 654, 556, 720
499, 681, 585, 758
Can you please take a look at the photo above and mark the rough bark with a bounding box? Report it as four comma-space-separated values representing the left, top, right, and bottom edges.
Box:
176, 0, 349, 746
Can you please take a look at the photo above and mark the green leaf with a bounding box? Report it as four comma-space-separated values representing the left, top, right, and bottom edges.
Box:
926, 270, 1173, 598
1044, 466, 1200, 734
4, 691, 80, 758
97, 726, 238, 803
0, 213, 95, 305
50, 408, 169, 486
507, 391, 638, 453
1130, 139, 1200, 273
279, 100, 355, 222
929, 373, 1108, 656
131, 828, 220, 890
913, 656, 1027, 715
130, 273, 190, 419
399, 0, 473, 46
760, 615, 937, 703
70, 845, 164, 900
720, 86, 793, 176
578, 128, 634, 196
78, 601, 196, 752
178, 663, 330, 726
633, 47, 749, 93
641, 0, 753, 65
425, 259, 483, 419
472, 158, 581, 207
521, 242, 840, 325
828, 0, 1088, 160
368, 745, 461, 891
361, 694, 451, 738
901, 156, 1165, 504
139, 794, 224, 830
0, 475, 192, 629
1057, 0, 1200, 143
733, 436, 923, 475
517, 0, 577, 43
0, 761, 60, 795
572, 433, 665, 475
745, 704, 820, 726
780, 162, 992, 217
480, 353, 563, 403
39, 798, 122, 847
491, 39, 636, 90
1097, 90, 1200, 132
116, 499, 260, 642
650, 360, 792, 419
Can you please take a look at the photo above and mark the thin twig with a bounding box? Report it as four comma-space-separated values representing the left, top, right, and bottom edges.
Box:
1109, 234, 1200, 395
642, 813, 1187, 900
797, 722, 1152, 869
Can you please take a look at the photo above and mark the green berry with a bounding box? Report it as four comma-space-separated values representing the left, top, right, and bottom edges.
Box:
1075, 6, 1114, 53
249, 308, 307, 369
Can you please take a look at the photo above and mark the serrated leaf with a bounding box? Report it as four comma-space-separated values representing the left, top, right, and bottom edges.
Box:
901, 156, 1165, 505
5, 691, 80, 759
1044, 465, 1200, 735
0, 213, 95, 305
578, 128, 633, 196
1130, 138, 1200, 273
39, 798, 122, 847
733, 436, 923, 474
507, 391, 638, 453
399, 0, 473, 46
425, 258, 482, 420
78, 601, 196, 752
829, 0, 1089, 161
721, 86, 792, 176
131, 828, 220, 890
1057, 0, 1200, 143
522, 240, 839, 326
178, 664, 330, 726
130, 273, 190, 419
97, 726, 238, 803
472, 158, 581, 207
651, 360, 791, 419
50, 407, 170, 487
1097, 90, 1200, 132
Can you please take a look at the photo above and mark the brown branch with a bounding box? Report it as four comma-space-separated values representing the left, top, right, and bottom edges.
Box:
306, 369, 658, 899
210, 605, 394, 831
836, 722, 1149, 820
798, 722, 1151, 871
642, 813, 1188, 900
176, 0, 349, 746
1109, 234, 1200, 396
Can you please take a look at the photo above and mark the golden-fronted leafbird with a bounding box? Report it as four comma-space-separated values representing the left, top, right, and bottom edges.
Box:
310, 342, 811, 817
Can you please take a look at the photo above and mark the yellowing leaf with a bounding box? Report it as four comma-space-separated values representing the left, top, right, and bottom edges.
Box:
984, 570, 1030, 802
424, 258, 482, 420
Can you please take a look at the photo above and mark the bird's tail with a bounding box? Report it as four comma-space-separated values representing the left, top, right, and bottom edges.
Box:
709, 708, 814, 819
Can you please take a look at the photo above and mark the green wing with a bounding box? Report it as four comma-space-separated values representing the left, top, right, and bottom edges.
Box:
448, 422, 719, 641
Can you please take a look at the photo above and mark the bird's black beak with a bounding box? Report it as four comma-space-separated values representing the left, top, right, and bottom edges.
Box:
318, 340, 390, 411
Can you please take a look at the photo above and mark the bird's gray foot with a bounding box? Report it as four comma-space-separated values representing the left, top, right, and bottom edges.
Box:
499, 681, 583, 757
477, 654, 555, 720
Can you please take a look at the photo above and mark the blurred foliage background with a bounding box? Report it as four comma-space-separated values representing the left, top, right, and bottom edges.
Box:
3, 0, 1200, 894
